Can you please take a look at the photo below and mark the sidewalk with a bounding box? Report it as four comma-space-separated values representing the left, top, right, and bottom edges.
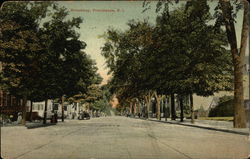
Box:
0, 120, 57, 129
139, 117, 250, 136
25, 121, 57, 129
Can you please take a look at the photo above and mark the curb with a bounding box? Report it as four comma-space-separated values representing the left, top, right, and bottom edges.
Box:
150, 119, 249, 136
0, 124, 23, 127
26, 123, 57, 129
129, 117, 249, 136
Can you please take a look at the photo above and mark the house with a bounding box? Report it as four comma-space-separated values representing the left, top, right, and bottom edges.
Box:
30, 100, 82, 120
31, 100, 54, 118
65, 102, 81, 119
0, 90, 25, 121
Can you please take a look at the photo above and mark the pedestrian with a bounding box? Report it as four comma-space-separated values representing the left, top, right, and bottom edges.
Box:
17, 112, 22, 124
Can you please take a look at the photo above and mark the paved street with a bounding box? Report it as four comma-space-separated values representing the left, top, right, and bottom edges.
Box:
1, 116, 250, 159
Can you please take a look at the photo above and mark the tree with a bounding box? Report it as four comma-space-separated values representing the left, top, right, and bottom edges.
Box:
217, 0, 248, 128
31, 4, 102, 123
148, 0, 232, 122
0, 2, 52, 124
1, 2, 102, 124
182, 0, 233, 122
147, 0, 248, 128
90, 84, 113, 115
101, 20, 155, 117
102, 1, 233, 123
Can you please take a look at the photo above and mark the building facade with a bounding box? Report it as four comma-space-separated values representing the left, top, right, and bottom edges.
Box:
30, 100, 81, 119
0, 90, 24, 120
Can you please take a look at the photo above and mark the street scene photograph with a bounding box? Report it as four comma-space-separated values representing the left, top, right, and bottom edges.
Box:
0, 0, 250, 159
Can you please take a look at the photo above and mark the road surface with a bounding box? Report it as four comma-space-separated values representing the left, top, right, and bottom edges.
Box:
1, 116, 250, 159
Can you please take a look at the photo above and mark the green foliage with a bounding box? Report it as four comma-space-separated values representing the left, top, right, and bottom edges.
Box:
89, 84, 112, 114
152, 1, 232, 96
101, 0, 233, 110
0, 2, 101, 103
101, 20, 155, 107
0, 2, 52, 99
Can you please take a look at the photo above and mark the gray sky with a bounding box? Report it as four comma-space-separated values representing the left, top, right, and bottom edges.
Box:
58, 1, 248, 84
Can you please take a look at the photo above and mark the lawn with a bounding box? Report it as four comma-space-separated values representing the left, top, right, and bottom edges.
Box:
198, 116, 234, 121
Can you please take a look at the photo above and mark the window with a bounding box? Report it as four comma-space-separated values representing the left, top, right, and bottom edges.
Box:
34, 104, 38, 110
38, 104, 44, 110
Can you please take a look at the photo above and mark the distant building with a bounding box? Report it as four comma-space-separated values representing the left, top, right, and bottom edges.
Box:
30, 100, 81, 119
0, 90, 24, 120
193, 74, 249, 111
31, 100, 54, 118
0, 63, 25, 120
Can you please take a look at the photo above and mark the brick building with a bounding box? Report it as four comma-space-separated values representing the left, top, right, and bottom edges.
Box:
0, 90, 23, 120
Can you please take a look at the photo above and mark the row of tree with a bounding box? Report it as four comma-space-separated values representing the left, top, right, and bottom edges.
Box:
68, 84, 113, 116
0, 2, 102, 124
101, 0, 248, 128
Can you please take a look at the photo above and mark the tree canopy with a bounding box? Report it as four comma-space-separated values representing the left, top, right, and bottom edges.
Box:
0, 2, 102, 123
101, 0, 233, 121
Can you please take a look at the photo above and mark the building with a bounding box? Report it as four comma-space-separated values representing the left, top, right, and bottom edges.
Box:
31, 100, 54, 118
0, 90, 24, 120
30, 100, 81, 120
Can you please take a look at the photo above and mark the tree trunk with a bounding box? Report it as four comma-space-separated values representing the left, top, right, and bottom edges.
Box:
43, 99, 48, 124
146, 96, 150, 118
171, 93, 176, 120
87, 103, 90, 111
145, 92, 152, 119
21, 96, 27, 125
144, 97, 147, 118
157, 98, 161, 120
180, 95, 184, 122
133, 100, 137, 115
248, 2, 250, 132
62, 95, 65, 122
129, 101, 133, 115
165, 97, 168, 121
219, 0, 248, 128
154, 91, 161, 120
190, 94, 194, 123
29, 101, 33, 121
138, 100, 140, 118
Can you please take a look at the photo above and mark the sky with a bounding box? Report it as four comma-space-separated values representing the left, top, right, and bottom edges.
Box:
58, 1, 161, 84
57, 1, 248, 85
